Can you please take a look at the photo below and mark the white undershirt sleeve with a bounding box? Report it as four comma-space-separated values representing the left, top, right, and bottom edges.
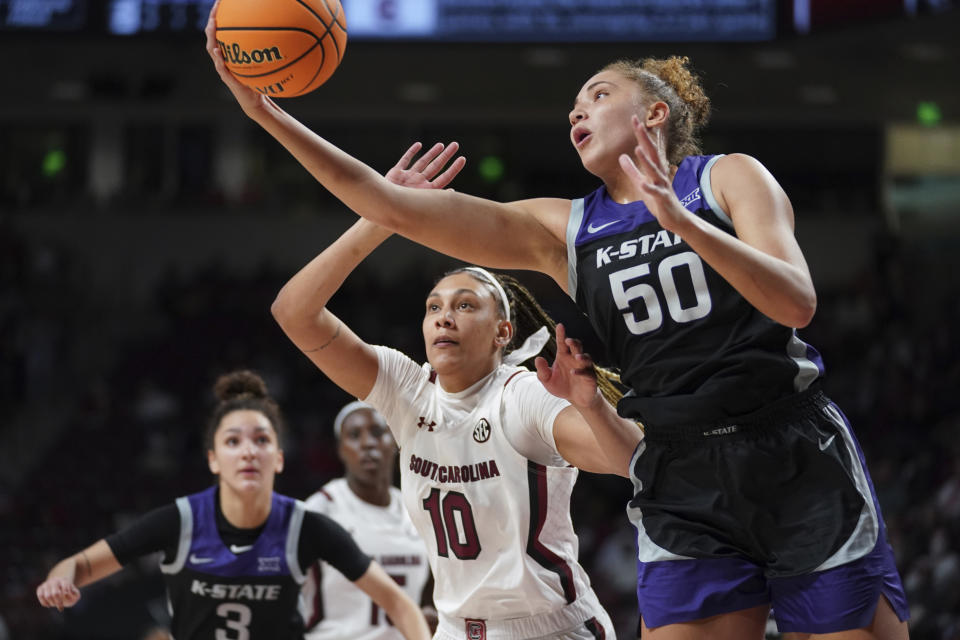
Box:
500, 371, 571, 467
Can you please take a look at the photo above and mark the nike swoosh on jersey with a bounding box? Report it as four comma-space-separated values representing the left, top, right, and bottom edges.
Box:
189, 554, 215, 564
819, 434, 836, 451
230, 544, 254, 554
586, 219, 621, 234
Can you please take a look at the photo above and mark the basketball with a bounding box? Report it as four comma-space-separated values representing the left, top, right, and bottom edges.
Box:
215, 0, 347, 98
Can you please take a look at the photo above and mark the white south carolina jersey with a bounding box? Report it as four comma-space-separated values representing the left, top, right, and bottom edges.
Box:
366, 346, 612, 637
301, 478, 430, 640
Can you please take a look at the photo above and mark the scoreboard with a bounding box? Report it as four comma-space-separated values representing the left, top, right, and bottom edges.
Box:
0, 0, 778, 41
1, 0, 948, 40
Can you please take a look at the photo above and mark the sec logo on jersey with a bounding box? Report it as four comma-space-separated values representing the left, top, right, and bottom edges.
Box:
473, 418, 491, 443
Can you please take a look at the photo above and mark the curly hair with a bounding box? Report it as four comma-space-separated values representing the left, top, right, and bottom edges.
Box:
602, 55, 711, 165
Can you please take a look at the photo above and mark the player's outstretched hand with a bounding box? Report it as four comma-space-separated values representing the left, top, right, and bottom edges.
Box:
386, 142, 467, 190
36, 577, 81, 611
205, 0, 271, 116
618, 115, 691, 233
535, 324, 600, 408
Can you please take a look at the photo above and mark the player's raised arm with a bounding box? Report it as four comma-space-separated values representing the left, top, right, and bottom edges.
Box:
36, 540, 122, 611
205, 4, 570, 288
271, 218, 385, 400
271, 142, 465, 399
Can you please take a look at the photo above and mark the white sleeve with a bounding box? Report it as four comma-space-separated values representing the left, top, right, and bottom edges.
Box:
364, 345, 430, 448
500, 371, 571, 467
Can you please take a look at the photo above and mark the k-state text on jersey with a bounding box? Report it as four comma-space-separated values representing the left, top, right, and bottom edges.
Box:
190, 580, 281, 600
595, 230, 683, 268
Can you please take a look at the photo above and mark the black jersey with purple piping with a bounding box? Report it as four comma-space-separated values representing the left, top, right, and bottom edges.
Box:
565, 154, 824, 429
159, 486, 307, 640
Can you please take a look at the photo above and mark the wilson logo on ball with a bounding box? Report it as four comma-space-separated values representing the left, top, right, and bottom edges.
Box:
214, 0, 347, 98
218, 40, 284, 66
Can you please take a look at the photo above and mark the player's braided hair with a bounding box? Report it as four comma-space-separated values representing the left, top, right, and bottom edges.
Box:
205, 369, 286, 449
602, 55, 711, 166
448, 268, 625, 407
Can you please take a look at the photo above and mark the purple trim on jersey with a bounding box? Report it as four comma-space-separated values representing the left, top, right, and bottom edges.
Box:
526, 461, 576, 604
184, 486, 295, 578
806, 342, 825, 376
574, 155, 717, 247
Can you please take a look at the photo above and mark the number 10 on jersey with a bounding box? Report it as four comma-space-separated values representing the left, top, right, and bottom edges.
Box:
423, 489, 481, 560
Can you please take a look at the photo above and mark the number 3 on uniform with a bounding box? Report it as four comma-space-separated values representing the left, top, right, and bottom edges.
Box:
216, 602, 252, 640
422, 489, 481, 560
609, 251, 712, 336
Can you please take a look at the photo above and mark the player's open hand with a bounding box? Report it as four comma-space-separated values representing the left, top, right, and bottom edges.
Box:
618, 115, 692, 233
385, 142, 467, 190
36, 577, 81, 611
535, 324, 600, 409
205, 0, 271, 115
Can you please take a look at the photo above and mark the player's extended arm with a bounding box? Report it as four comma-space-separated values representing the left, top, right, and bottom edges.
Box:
271, 143, 465, 399
36, 539, 123, 611
205, 5, 570, 287
354, 562, 432, 640
536, 324, 643, 478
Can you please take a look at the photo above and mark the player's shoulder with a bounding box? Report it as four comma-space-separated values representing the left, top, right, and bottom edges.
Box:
304, 479, 346, 512
706, 152, 769, 183
501, 367, 545, 395
510, 196, 572, 218
372, 344, 434, 384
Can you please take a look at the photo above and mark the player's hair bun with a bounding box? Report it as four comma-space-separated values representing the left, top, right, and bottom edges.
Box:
646, 55, 710, 130
213, 370, 269, 402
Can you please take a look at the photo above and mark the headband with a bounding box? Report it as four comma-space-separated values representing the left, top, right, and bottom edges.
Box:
332, 401, 384, 439
463, 267, 510, 323
503, 325, 550, 367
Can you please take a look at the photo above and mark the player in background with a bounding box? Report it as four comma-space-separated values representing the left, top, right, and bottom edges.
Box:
37, 370, 430, 640
206, 7, 910, 634
301, 401, 436, 639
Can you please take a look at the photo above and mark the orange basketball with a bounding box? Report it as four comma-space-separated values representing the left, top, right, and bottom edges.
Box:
215, 0, 347, 98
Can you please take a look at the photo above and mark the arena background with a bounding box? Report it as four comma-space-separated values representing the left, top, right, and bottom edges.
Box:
2, 1, 959, 638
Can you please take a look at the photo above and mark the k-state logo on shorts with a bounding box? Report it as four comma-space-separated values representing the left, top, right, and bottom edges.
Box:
473, 418, 491, 443
465, 619, 486, 640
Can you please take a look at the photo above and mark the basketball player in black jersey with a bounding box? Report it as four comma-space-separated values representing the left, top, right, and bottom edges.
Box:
37, 370, 431, 640
206, 6, 910, 636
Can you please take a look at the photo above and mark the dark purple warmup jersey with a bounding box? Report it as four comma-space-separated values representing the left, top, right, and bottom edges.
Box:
160, 486, 306, 640
566, 154, 825, 428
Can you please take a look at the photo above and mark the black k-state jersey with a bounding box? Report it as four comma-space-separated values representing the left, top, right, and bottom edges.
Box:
566, 154, 824, 429
160, 486, 308, 640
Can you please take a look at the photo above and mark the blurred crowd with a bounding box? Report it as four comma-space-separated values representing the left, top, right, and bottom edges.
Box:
1, 214, 959, 639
